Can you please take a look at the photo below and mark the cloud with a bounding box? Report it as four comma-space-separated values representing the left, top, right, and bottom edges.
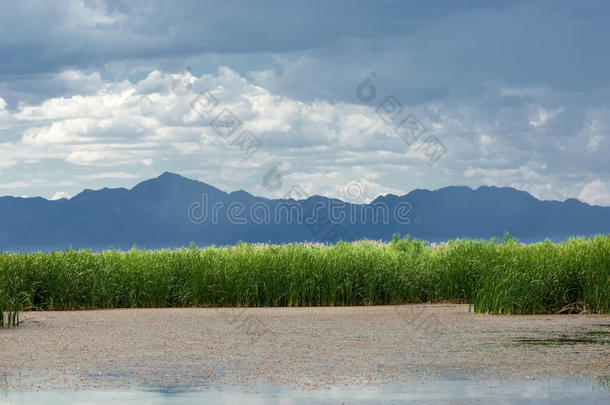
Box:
22, 119, 99, 145
0, 1, 506, 75
579, 180, 610, 207
9, 67, 404, 164
0, 159, 17, 168
529, 106, 565, 128
0, 180, 31, 189
77, 171, 142, 181
579, 108, 610, 153
50, 191, 70, 200
1, 0, 610, 207
1, 65, 608, 204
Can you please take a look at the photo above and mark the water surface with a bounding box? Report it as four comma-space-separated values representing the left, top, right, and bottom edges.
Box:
2, 378, 608, 404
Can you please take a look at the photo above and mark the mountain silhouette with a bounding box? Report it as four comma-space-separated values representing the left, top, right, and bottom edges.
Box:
1, 172, 608, 251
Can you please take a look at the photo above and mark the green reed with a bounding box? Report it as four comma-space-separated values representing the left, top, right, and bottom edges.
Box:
0, 235, 607, 326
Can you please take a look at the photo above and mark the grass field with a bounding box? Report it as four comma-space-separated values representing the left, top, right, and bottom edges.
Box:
1, 235, 608, 326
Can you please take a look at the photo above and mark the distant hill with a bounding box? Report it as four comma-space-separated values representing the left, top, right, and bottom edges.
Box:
1, 172, 608, 251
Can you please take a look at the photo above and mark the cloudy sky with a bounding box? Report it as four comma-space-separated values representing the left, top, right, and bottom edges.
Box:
0, 0, 609, 205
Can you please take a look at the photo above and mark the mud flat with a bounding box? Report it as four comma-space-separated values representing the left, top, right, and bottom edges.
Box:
1, 305, 608, 403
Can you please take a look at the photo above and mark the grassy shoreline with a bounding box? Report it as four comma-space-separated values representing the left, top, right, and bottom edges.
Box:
1, 235, 608, 326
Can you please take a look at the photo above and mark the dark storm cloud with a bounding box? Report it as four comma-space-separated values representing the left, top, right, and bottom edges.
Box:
0, 1, 507, 74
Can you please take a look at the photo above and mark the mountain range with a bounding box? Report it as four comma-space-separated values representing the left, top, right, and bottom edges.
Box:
1, 172, 608, 251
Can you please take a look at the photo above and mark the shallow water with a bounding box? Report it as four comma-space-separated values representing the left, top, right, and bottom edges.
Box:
2, 378, 608, 405
3, 306, 609, 401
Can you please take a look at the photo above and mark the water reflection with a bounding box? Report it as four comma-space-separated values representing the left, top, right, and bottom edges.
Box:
1, 378, 608, 404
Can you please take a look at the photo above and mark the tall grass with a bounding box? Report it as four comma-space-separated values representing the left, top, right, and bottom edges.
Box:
0, 262, 28, 327
0, 235, 608, 326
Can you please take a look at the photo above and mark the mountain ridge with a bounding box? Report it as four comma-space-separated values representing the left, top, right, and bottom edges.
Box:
0, 172, 608, 251
5, 172, 602, 207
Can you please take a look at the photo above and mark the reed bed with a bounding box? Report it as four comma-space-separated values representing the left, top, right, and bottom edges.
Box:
0, 235, 608, 326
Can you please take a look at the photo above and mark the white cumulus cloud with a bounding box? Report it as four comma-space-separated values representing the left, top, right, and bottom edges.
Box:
50, 191, 71, 200
578, 180, 610, 206
1, 66, 608, 203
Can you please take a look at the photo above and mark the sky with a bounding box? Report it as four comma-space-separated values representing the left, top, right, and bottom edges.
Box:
0, 0, 609, 205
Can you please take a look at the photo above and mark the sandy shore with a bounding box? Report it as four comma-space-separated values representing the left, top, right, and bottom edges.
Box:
1, 305, 608, 391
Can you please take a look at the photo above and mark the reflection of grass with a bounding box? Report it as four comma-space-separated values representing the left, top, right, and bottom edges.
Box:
0, 303, 19, 328
584, 331, 610, 337
596, 376, 610, 391
0, 235, 608, 325
514, 336, 608, 345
